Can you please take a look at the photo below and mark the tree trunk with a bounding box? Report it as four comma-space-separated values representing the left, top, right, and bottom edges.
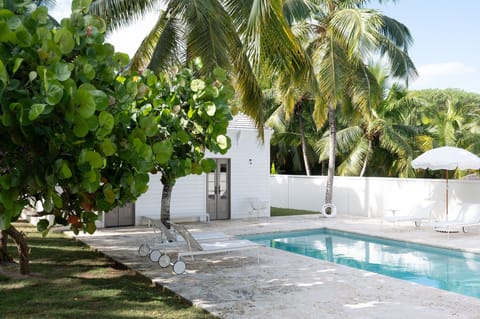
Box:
298, 112, 311, 176
5, 225, 30, 274
325, 104, 336, 205
0, 229, 13, 264
360, 140, 373, 177
160, 183, 174, 228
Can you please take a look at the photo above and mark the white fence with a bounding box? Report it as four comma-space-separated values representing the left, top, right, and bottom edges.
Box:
270, 175, 480, 220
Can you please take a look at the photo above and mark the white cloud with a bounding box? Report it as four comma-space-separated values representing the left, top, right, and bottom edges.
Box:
410, 62, 480, 93
418, 62, 476, 77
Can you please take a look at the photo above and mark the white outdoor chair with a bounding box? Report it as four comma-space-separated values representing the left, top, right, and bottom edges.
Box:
138, 219, 229, 265
434, 203, 480, 233
383, 200, 435, 228
165, 222, 262, 274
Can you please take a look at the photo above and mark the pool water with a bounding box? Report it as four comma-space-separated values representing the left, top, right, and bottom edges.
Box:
243, 229, 480, 299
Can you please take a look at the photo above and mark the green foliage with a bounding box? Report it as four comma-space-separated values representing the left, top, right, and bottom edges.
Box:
0, 0, 158, 233
409, 89, 480, 178
134, 62, 234, 187
0, 0, 234, 234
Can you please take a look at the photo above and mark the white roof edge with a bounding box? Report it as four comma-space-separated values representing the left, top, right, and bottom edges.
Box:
228, 113, 273, 132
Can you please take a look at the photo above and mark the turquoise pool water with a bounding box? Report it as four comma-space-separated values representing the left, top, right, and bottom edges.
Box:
243, 229, 480, 299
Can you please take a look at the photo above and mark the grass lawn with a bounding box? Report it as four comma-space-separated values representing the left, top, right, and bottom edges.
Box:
0, 222, 215, 319
270, 207, 319, 217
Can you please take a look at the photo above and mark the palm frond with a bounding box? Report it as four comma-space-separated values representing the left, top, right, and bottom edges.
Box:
90, 0, 159, 31
132, 11, 182, 72
376, 16, 417, 80
379, 124, 413, 158
171, 0, 231, 72
337, 137, 369, 176
283, 0, 319, 25
336, 126, 363, 153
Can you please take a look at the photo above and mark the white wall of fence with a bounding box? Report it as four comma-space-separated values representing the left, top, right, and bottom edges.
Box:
270, 175, 480, 220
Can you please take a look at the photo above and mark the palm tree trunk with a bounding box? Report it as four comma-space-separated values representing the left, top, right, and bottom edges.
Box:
360, 140, 373, 177
325, 103, 336, 205
298, 113, 311, 176
160, 182, 174, 228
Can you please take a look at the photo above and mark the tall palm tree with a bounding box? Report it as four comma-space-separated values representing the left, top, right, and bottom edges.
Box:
89, 0, 314, 133
294, 0, 417, 206
321, 65, 425, 178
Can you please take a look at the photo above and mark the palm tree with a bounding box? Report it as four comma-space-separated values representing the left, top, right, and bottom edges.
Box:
89, 0, 314, 132
326, 65, 425, 177
265, 91, 320, 175
410, 89, 480, 178
89, 0, 319, 224
293, 0, 417, 206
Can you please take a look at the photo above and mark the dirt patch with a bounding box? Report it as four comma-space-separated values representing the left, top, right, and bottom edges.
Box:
74, 267, 136, 279
0, 262, 43, 280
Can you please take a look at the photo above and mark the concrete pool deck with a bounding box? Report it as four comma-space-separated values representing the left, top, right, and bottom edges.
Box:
73, 215, 480, 318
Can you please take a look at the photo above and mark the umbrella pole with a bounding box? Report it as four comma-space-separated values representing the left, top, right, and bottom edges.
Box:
445, 170, 449, 220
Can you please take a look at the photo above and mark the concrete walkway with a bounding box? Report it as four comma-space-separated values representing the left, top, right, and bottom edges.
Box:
73, 215, 480, 319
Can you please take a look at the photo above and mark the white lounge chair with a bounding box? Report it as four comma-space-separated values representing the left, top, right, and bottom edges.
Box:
434, 203, 480, 233
138, 218, 178, 261
138, 218, 228, 264
166, 222, 262, 274
383, 200, 435, 227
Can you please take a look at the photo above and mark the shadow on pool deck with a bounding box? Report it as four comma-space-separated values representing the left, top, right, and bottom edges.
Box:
72, 215, 480, 319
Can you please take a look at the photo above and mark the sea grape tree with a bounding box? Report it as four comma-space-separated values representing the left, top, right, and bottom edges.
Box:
0, 0, 234, 274
132, 61, 233, 226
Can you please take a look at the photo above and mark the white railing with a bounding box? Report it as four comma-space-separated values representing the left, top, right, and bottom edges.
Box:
270, 174, 480, 220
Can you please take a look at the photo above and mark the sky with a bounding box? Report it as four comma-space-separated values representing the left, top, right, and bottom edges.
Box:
371, 0, 480, 93
50, 0, 480, 94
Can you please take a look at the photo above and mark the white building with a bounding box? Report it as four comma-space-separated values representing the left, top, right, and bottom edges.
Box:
103, 114, 273, 227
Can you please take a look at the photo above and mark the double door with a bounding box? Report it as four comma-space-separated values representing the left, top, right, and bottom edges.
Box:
104, 202, 135, 227
206, 158, 230, 220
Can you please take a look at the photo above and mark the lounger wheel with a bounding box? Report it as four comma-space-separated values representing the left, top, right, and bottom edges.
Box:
149, 249, 162, 262
158, 254, 171, 268
138, 243, 151, 257
463, 226, 469, 233
172, 260, 186, 275
414, 221, 421, 227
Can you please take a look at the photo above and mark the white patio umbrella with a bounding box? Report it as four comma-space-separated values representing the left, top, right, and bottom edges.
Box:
411, 146, 480, 220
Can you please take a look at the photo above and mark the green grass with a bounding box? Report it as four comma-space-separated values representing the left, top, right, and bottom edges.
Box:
270, 207, 319, 217
0, 222, 215, 319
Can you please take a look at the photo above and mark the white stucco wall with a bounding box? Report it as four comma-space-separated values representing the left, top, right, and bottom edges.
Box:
270, 175, 480, 220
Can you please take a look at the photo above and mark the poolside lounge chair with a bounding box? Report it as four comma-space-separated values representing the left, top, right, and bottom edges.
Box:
434, 203, 480, 233
138, 218, 178, 261
166, 222, 262, 274
383, 200, 435, 227
138, 218, 228, 263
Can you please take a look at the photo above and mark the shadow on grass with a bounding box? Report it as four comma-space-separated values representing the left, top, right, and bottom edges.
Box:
1, 223, 215, 319
1, 274, 208, 319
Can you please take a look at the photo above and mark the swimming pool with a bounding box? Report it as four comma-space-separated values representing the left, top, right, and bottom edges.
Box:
243, 229, 480, 299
